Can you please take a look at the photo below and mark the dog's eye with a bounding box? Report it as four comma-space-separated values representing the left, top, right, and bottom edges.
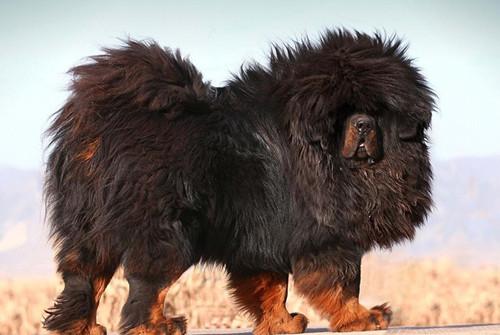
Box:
398, 120, 422, 141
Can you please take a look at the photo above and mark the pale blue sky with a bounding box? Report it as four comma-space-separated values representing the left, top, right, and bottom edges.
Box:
1, 0, 499, 169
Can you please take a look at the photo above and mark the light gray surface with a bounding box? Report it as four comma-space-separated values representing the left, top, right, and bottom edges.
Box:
188, 324, 500, 335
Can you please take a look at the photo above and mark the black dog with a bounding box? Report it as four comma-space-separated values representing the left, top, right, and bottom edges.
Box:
44, 30, 434, 334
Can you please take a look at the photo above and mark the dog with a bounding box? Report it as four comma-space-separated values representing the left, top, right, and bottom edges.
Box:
44, 30, 434, 334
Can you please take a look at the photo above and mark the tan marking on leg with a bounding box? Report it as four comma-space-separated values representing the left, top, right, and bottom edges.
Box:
294, 271, 391, 332
126, 282, 187, 335
229, 272, 307, 335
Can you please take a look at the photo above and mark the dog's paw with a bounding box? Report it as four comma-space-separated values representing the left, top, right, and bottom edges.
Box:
126, 316, 187, 335
286, 312, 308, 333
369, 302, 392, 330
332, 302, 392, 332
254, 312, 308, 335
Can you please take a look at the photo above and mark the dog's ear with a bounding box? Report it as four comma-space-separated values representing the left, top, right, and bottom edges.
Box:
397, 100, 432, 141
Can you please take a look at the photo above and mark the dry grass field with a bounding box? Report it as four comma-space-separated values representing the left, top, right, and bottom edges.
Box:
0, 255, 499, 335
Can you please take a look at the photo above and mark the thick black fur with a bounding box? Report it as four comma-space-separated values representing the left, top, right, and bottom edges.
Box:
44, 30, 434, 334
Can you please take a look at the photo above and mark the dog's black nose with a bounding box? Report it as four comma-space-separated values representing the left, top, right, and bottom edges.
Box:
355, 117, 374, 133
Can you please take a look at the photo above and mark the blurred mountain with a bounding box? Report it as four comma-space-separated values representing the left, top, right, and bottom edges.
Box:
0, 166, 54, 275
0, 156, 499, 276
395, 155, 500, 264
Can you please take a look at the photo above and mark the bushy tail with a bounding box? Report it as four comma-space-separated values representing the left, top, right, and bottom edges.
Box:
71, 39, 210, 113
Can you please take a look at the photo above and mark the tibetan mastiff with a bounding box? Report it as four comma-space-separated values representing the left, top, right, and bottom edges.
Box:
44, 30, 434, 334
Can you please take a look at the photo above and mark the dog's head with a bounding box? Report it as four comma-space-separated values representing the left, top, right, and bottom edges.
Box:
267, 30, 435, 248
278, 31, 434, 168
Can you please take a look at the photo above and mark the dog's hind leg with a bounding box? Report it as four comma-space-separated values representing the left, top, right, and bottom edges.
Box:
119, 220, 194, 335
119, 273, 188, 335
43, 245, 121, 335
228, 272, 308, 335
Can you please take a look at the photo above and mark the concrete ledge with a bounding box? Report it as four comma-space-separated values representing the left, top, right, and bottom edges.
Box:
189, 324, 500, 334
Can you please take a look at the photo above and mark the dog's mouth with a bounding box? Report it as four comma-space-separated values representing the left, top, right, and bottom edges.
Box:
356, 139, 367, 157
341, 114, 381, 165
